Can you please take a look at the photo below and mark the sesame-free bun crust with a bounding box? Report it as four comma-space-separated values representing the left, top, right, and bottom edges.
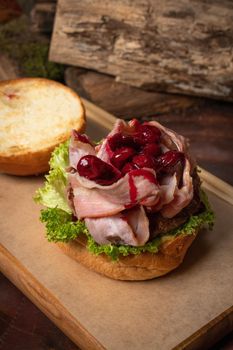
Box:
57, 231, 198, 281
0, 78, 85, 175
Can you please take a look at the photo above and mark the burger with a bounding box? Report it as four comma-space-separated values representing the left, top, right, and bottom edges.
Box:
35, 118, 214, 280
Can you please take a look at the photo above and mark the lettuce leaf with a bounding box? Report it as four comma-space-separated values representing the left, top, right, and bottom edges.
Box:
40, 207, 88, 242
39, 206, 162, 259
39, 197, 214, 260
49, 140, 69, 172
34, 141, 71, 213
35, 141, 214, 260
166, 190, 214, 238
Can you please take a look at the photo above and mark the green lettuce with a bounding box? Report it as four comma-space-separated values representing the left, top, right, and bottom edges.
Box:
40, 207, 88, 242
34, 141, 71, 213
35, 141, 214, 260
39, 197, 214, 260
166, 190, 214, 238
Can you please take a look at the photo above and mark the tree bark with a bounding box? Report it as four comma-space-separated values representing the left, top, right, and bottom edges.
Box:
50, 0, 233, 101
65, 66, 201, 118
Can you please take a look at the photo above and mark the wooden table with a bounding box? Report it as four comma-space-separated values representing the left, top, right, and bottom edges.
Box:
0, 70, 233, 349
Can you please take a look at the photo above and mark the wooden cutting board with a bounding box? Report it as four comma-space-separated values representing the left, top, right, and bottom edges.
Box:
0, 100, 233, 350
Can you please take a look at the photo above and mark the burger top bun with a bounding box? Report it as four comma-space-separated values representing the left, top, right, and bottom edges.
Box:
57, 232, 198, 280
0, 78, 85, 176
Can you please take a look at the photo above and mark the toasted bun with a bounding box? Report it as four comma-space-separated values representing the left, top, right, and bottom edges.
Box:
57, 231, 199, 280
0, 78, 85, 175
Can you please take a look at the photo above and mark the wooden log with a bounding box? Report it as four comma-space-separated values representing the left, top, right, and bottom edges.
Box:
65, 66, 201, 118
30, 1, 56, 34
50, 0, 233, 101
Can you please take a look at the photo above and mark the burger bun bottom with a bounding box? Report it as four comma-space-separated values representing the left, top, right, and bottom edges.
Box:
57, 231, 198, 280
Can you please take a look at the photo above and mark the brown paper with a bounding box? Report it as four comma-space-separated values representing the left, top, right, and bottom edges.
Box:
0, 120, 233, 349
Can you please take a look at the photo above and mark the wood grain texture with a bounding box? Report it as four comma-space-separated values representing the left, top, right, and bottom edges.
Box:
0, 245, 233, 350
65, 68, 233, 185
50, 0, 233, 100
0, 155, 233, 349
0, 244, 104, 350
0, 274, 78, 350
65, 67, 201, 117
175, 306, 233, 350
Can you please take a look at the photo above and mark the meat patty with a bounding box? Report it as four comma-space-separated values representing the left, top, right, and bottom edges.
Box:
148, 169, 202, 238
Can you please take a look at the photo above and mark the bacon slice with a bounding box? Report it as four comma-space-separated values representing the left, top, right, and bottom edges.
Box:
69, 168, 160, 217
68, 119, 194, 246
148, 121, 194, 218
148, 174, 177, 212
126, 206, 150, 245
147, 121, 186, 152
85, 206, 149, 246
69, 130, 95, 169
161, 158, 193, 218
72, 186, 124, 219
96, 119, 127, 163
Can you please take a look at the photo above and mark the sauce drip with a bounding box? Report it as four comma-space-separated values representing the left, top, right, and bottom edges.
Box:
128, 173, 137, 204
127, 169, 157, 206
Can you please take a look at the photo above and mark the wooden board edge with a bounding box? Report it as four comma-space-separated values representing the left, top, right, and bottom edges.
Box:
83, 97, 233, 205
174, 305, 233, 350
0, 244, 106, 350
200, 169, 233, 206
83, 97, 116, 130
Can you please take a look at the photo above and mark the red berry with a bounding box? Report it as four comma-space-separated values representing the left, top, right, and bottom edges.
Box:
73, 131, 92, 145
143, 143, 161, 157
77, 155, 120, 185
134, 125, 161, 145
130, 118, 141, 131
111, 147, 135, 169
132, 154, 155, 169
121, 162, 137, 175
108, 132, 136, 150
157, 151, 184, 173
